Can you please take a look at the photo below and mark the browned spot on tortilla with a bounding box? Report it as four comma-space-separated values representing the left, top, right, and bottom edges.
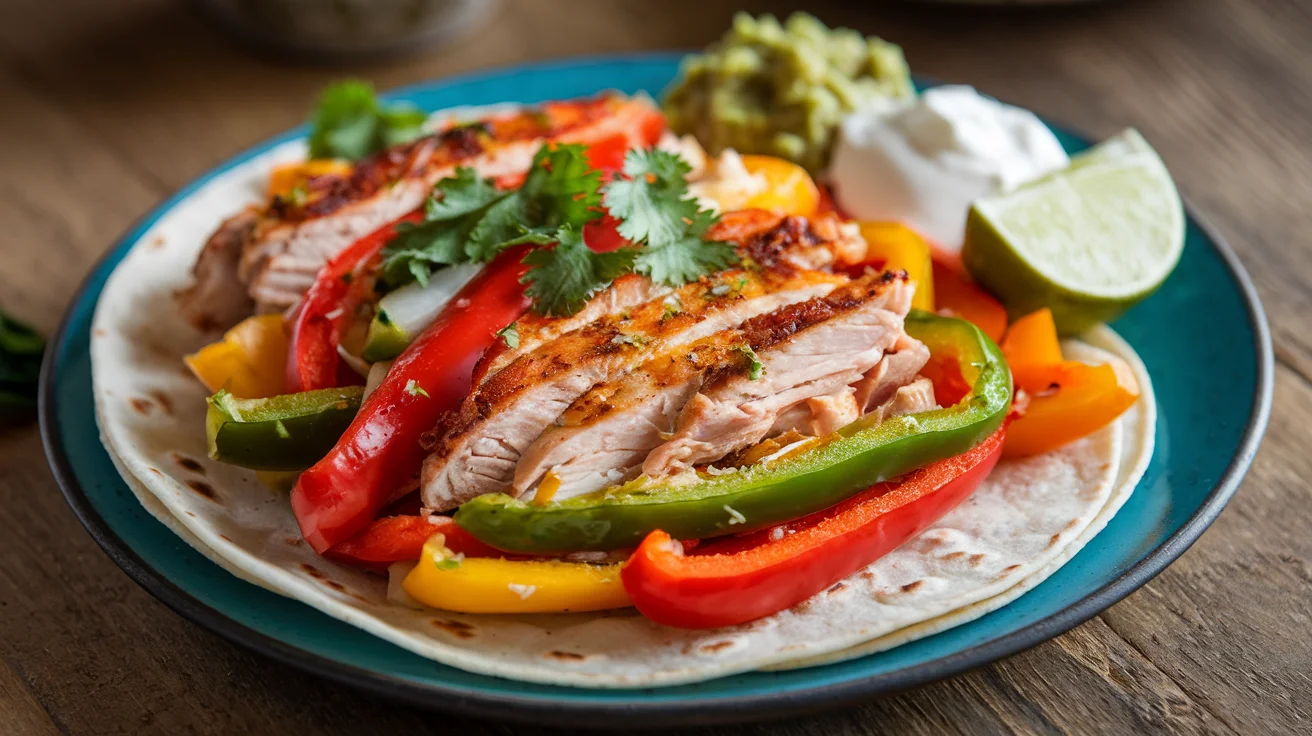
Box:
324, 580, 346, 592
859, 571, 876, 581
791, 599, 815, 614
1001, 564, 1023, 578
901, 580, 924, 593
286, 537, 305, 547
699, 640, 735, 654
300, 563, 325, 579
184, 511, 195, 518
943, 551, 966, 561
432, 619, 476, 639
185, 479, 218, 501
172, 453, 205, 474
779, 643, 807, 653
218, 534, 232, 542
148, 468, 164, 477
546, 650, 586, 661
149, 390, 174, 415
130, 397, 153, 414
827, 582, 848, 595
920, 535, 943, 547
93, 328, 107, 337
969, 553, 987, 566
149, 235, 167, 249
1049, 533, 1063, 547
1064, 519, 1081, 532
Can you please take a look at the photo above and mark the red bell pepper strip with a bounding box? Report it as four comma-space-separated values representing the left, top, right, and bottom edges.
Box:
324, 515, 504, 570
291, 245, 534, 553
285, 211, 425, 393
621, 426, 1006, 629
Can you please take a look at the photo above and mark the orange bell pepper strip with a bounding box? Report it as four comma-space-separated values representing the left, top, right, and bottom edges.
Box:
739, 155, 820, 217
931, 256, 1007, 344
1000, 308, 1065, 392
267, 160, 353, 199
857, 222, 935, 311
184, 314, 288, 399
1003, 358, 1140, 458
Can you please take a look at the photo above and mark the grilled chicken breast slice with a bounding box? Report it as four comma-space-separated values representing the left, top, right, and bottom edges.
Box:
641, 273, 915, 477
419, 267, 847, 510
471, 209, 858, 387
179, 94, 661, 331
852, 332, 931, 412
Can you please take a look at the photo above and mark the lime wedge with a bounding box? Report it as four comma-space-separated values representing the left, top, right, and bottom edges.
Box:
962, 129, 1184, 335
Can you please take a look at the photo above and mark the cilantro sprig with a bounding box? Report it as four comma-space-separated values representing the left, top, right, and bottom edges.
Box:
377, 142, 737, 317
308, 81, 429, 161
604, 150, 738, 286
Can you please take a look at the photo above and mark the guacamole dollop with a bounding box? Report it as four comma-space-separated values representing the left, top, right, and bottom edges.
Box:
662, 12, 914, 173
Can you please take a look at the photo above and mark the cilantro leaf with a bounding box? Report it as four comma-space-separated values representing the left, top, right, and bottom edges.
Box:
308, 80, 429, 161
379, 221, 469, 287
634, 209, 738, 286
521, 226, 638, 317
425, 167, 509, 222
734, 344, 764, 381
497, 323, 520, 349
520, 144, 604, 229
603, 149, 700, 246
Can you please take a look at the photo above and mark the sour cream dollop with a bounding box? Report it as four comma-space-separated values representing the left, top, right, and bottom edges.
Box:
830, 85, 1069, 251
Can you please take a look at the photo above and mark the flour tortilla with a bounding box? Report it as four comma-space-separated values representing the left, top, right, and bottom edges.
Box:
89, 104, 1154, 688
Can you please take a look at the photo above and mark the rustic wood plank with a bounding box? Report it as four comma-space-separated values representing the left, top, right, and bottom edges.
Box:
1, 0, 1310, 732
0, 658, 60, 736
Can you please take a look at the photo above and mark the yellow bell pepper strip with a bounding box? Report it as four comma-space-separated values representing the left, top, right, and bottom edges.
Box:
454, 312, 1011, 554
739, 155, 820, 216
267, 160, 353, 200
1000, 308, 1065, 392
185, 314, 288, 399
857, 222, 935, 311
402, 536, 631, 614
931, 255, 1008, 344
1003, 357, 1139, 459
206, 386, 363, 470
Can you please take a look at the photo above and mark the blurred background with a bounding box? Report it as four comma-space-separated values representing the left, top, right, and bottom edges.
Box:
4, 1, 1311, 734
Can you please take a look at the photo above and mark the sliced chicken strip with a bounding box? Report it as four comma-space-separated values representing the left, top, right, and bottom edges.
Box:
473, 209, 851, 386
866, 376, 939, 424
515, 276, 909, 499
642, 273, 915, 477
420, 266, 847, 509
852, 332, 931, 412
472, 275, 671, 386
180, 95, 662, 331
768, 388, 861, 438
176, 208, 259, 331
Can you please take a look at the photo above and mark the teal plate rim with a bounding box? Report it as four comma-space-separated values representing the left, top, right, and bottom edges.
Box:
40, 54, 1273, 728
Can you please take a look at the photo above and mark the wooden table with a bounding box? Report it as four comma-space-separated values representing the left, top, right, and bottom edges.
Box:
2, 0, 1308, 732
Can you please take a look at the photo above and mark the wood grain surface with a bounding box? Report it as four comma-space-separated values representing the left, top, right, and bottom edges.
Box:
2, 0, 1308, 733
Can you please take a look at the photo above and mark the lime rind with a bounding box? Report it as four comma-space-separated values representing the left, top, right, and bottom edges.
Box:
963, 129, 1184, 335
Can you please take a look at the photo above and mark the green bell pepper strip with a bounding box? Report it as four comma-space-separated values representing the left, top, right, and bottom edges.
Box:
453, 312, 1013, 553
205, 386, 364, 471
